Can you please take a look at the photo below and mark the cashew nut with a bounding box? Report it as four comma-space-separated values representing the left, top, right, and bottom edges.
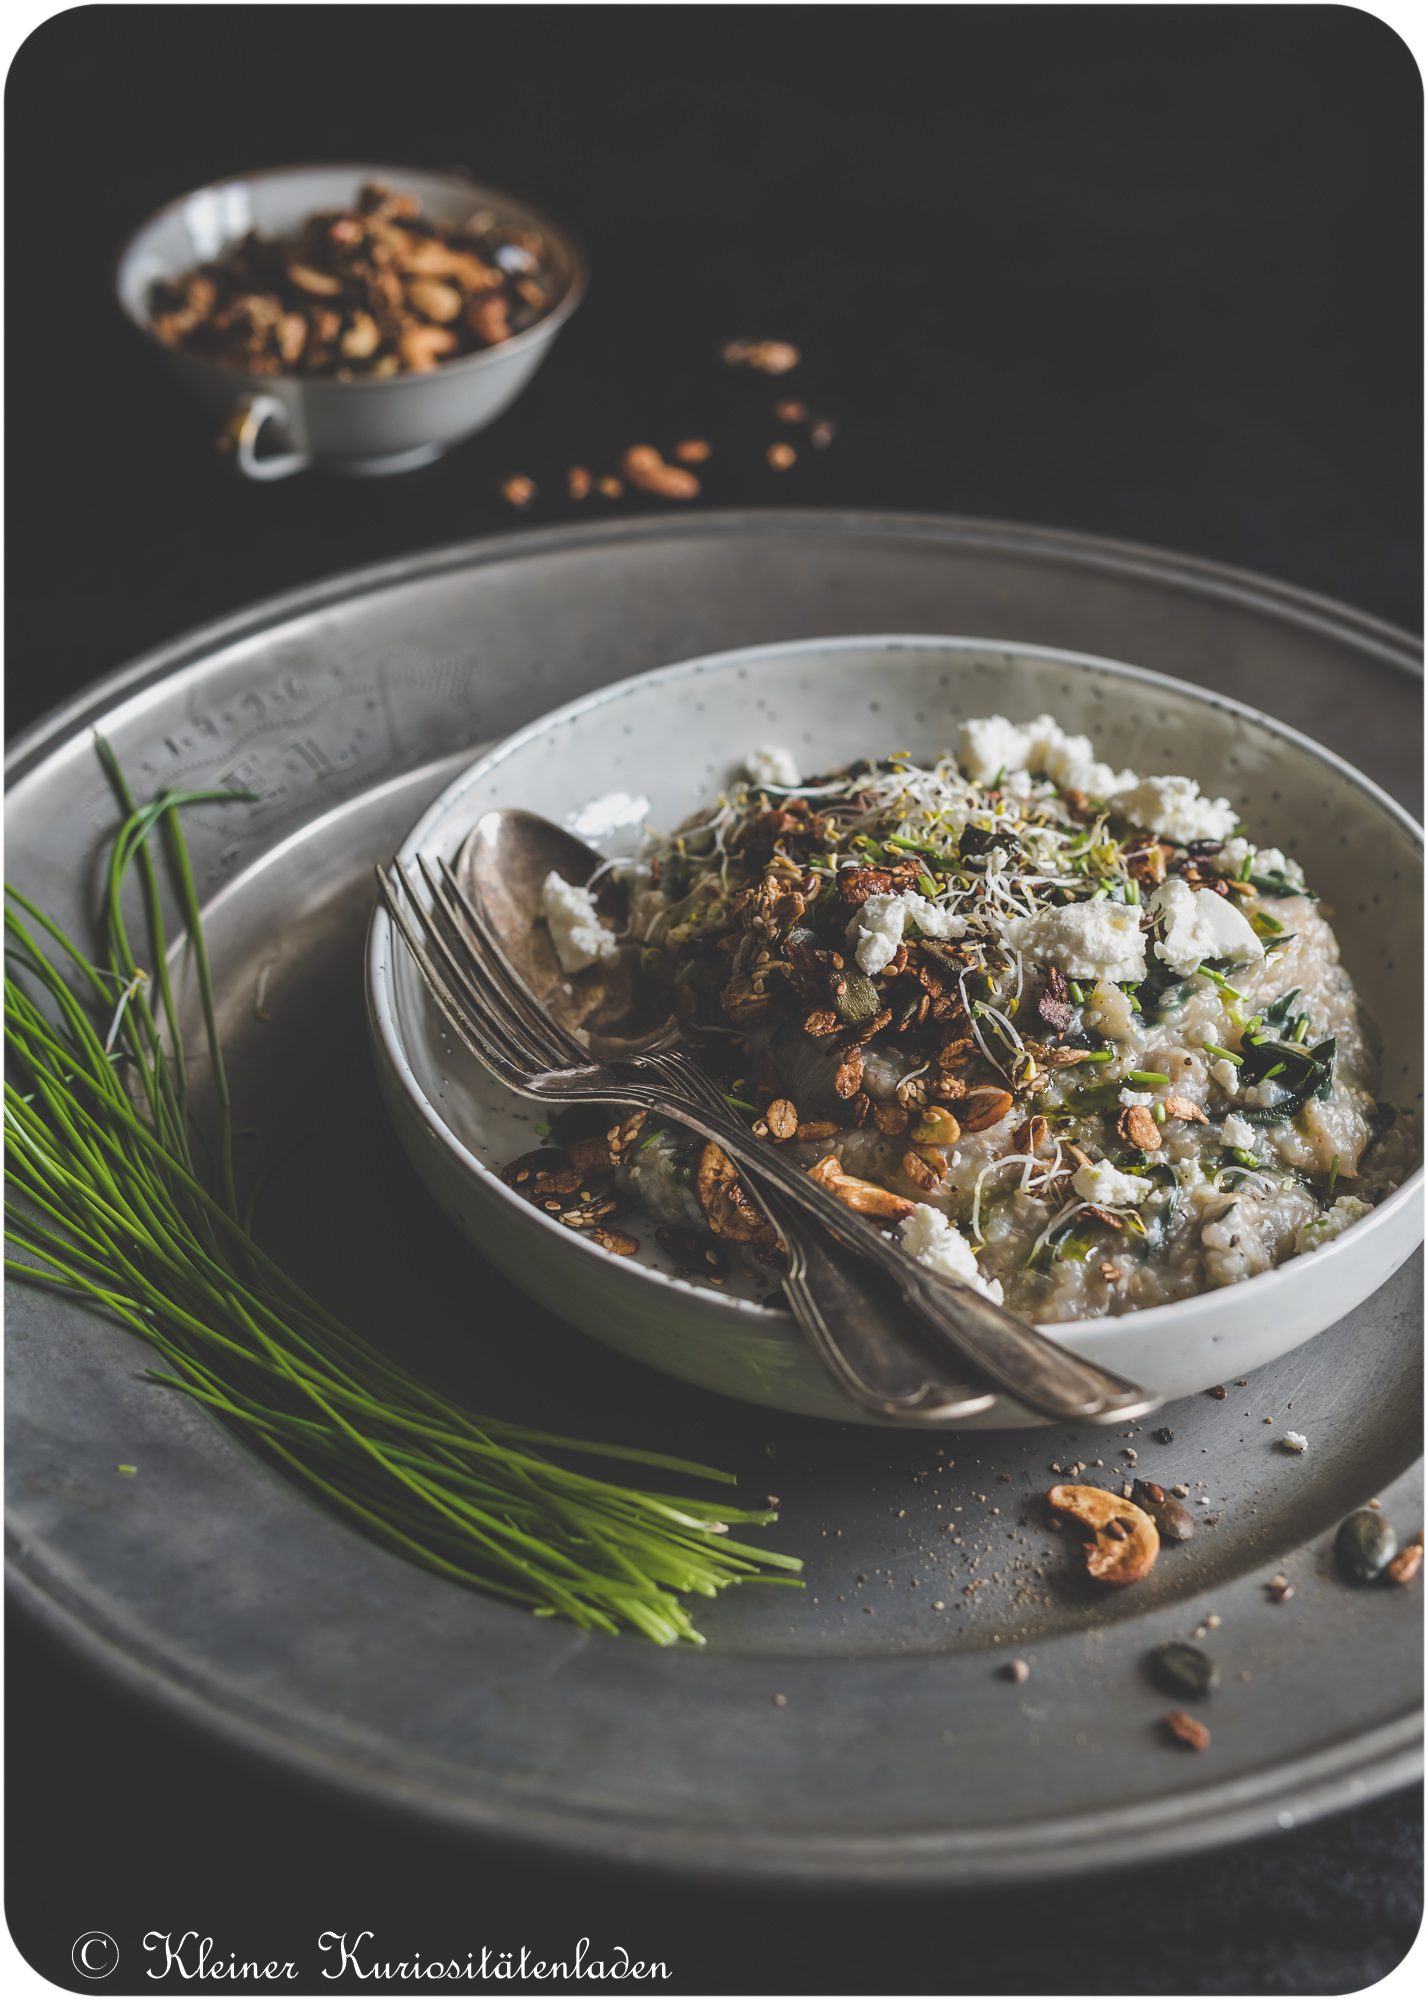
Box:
1047, 1483, 1159, 1586
620, 445, 701, 500
806, 1154, 915, 1220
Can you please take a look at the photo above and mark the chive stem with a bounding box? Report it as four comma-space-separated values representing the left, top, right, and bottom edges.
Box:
4, 762, 800, 1645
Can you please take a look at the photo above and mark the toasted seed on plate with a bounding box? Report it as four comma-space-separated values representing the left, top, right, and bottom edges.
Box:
1335, 1508, 1398, 1583
1147, 1640, 1218, 1698
1162, 1709, 1211, 1751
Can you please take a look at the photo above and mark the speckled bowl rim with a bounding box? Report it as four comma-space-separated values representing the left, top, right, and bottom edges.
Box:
114, 159, 588, 389
369, 632, 1424, 1346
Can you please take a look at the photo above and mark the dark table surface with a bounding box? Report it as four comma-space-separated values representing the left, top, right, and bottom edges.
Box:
5, 7, 1422, 1994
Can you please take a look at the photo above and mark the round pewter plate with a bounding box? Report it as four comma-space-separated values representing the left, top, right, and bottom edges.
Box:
5, 512, 1422, 1882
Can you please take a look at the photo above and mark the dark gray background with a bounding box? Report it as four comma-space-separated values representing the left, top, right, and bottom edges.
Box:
5, 5, 1422, 1993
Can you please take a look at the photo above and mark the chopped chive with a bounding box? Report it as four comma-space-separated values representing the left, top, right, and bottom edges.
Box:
1126, 1070, 1170, 1087
1232, 1148, 1259, 1169
1202, 1043, 1242, 1065
534, 1119, 553, 1137
1152, 1103, 1166, 1125
1068, 981, 1086, 1005
724, 1095, 760, 1113
1292, 1015, 1311, 1044
917, 873, 937, 897
1076, 1049, 1115, 1065
886, 835, 945, 862
1239, 851, 1255, 881
1199, 966, 1243, 998
1089, 886, 1109, 901
1263, 1062, 1286, 1079
1327, 1154, 1340, 1201
1124, 877, 1140, 905
117, 1464, 137, 1476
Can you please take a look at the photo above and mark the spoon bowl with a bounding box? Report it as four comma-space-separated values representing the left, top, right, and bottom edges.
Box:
459, 810, 674, 1055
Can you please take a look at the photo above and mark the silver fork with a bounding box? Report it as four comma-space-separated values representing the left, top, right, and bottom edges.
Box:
378, 857, 1161, 1424
382, 859, 990, 1422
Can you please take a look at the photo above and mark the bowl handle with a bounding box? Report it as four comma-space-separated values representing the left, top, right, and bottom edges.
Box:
219, 394, 312, 482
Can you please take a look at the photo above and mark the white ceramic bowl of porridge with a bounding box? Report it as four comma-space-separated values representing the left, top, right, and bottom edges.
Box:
366, 635, 1423, 1427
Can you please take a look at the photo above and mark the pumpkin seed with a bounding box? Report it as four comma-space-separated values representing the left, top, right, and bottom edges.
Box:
1132, 1479, 1196, 1543
832, 970, 882, 1026
1147, 1640, 1218, 1699
1335, 1508, 1399, 1583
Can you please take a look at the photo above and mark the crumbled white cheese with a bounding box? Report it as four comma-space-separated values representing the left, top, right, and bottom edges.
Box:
1242, 1079, 1288, 1110
1210, 1058, 1241, 1096
1152, 877, 1265, 976
1216, 840, 1306, 889
1294, 1195, 1373, 1255
1116, 774, 1239, 845
1280, 1431, 1309, 1453
566, 790, 651, 840
847, 891, 966, 975
1002, 900, 1147, 983
958, 713, 1135, 798
899, 1205, 1004, 1303
540, 871, 619, 974
1222, 1113, 1258, 1150
1118, 1087, 1154, 1107
958, 717, 1240, 847
1072, 1160, 1155, 1206
1254, 846, 1306, 888
958, 715, 1040, 786
745, 744, 801, 789
904, 892, 967, 942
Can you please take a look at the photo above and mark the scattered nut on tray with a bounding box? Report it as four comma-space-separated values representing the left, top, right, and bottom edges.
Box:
148, 182, 560, 379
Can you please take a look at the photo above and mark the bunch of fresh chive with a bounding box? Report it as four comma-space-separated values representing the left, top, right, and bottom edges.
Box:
4, 742, 800, 1644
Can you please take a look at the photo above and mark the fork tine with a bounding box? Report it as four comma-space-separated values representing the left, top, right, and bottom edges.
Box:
393, 860, 553, 1076
434, 854, 591, 1070
380, 865, 670, 1137
379, 866, 544, 1086
376, 868, 530, 1086
415, 854, 578, 1072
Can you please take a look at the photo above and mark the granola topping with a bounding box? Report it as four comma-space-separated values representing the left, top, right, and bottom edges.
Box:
148, 182, 562, 380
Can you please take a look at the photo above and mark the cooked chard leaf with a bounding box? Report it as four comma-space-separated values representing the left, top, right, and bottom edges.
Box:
1260, 988, 1303, 1029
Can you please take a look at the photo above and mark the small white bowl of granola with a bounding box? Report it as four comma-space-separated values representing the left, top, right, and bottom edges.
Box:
116, 163, 585, 478
367, 635, 1422, 1426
